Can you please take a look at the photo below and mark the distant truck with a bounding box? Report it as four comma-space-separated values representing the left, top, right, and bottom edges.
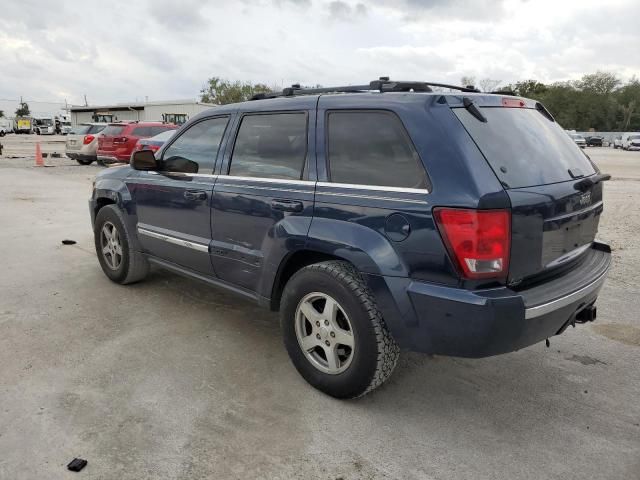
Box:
33, 117, 56, 135
14, 116, 33, 134
0, 118, 13, 136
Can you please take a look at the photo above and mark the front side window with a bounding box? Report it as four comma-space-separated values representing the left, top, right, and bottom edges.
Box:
161, 116, 229, 174
229, 113, 307, 180
327, 111, 428, 189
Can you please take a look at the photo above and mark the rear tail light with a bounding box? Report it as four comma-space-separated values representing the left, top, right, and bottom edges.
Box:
83, 135, 94, 145
434, 208, 511, 279
113, 136, 128, 144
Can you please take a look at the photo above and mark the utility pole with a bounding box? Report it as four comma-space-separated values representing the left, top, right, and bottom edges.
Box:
84, 94, 88, 106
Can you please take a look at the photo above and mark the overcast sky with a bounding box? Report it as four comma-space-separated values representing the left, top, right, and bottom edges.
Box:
1, 0, 638, 108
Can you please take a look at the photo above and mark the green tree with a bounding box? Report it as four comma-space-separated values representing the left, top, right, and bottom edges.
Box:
0, 110, 4, 118
15, 102, 30, 116
615, 77, 640, 130
576, 71, 620, 95
200, 77, 273, 105
506, 80, 548, 98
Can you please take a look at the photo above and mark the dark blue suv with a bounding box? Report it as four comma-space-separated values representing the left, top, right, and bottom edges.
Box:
90, 79, 611, 398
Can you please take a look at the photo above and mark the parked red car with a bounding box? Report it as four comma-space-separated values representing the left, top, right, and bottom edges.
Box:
97, 122, 176, 164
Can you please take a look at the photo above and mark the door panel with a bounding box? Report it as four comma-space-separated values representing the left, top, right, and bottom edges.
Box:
210, 109, 316, 295
127, 115, 232, 276
128, 172, 216, 275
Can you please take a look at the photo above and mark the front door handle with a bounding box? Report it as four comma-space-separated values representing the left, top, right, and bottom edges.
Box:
184, 190, 207, 201
271, 199, 303, 212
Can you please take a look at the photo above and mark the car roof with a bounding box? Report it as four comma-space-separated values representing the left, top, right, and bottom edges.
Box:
190, 91, 538, 123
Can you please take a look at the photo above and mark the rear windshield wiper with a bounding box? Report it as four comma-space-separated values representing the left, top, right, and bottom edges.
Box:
462, 97, 487, 123
573, 173, 611, 192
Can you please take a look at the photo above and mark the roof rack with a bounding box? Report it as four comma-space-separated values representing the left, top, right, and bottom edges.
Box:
250, 77, 481, 100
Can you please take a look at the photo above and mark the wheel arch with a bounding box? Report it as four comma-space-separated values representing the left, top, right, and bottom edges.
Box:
269, 250, 346, 311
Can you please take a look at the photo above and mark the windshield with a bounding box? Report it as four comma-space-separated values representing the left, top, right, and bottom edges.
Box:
70, 125, 91, 135
570, 134, 585, 140
454, 107, 596, 188
629, 135, 640, 140
39, 119, 53, 126
102, 125, 125, 136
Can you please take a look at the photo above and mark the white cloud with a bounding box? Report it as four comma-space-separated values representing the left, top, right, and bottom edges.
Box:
0, 0, 637, 108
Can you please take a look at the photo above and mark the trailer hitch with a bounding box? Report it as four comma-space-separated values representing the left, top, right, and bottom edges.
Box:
575, 305, 597, 324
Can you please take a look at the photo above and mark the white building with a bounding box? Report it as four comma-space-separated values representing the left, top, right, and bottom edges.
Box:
70, 99, 215, 126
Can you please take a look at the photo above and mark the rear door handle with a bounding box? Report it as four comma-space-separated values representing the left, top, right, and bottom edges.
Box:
184, 190, 207, 201
271, 199, 303, 212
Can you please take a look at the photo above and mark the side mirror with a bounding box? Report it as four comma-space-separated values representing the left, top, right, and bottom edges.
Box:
131, 150, 158, 170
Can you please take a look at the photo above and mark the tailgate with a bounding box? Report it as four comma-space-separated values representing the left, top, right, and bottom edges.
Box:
453, 98, 606, 284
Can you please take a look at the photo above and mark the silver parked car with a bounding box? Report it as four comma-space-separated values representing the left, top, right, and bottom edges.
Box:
65, 123, 108, 165
622, 133, 640, 151
569, 133, 587, 148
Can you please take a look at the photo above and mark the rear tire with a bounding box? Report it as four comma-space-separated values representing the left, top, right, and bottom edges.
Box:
281, 260, 399, 399
76, 158, 94, 165
94, 205, 149, 284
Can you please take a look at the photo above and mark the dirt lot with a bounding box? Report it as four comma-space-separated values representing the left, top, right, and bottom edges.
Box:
1, 134, 639, 479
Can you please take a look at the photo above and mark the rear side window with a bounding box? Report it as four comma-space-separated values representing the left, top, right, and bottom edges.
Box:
229, 113, 307, 180
162, 116, 229, 173
132, 126, 151, 137
454, 107, 596, 188
101, 125, 124, 136
327, 111, 428, 189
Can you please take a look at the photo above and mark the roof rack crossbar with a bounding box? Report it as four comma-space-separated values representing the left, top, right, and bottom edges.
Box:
422, 82, 481, 93
249, 78, 481, 100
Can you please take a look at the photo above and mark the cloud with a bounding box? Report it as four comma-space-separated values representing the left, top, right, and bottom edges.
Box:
328, 1, 367, 20
0, 0, 637, 111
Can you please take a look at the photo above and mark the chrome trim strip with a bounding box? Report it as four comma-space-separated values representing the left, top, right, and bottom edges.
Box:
137, 227, 209, 253
524, 267, 609, 319
216, 183, 310, 194
546, 201, 603, 222
316, 190, 427, 204
317, 181, 429, 194
545, 243, 592, 269
225, 175, 315, 186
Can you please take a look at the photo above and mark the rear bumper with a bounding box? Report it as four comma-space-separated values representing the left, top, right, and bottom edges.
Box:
67, 153, 97, 162
365, 242, 611, 357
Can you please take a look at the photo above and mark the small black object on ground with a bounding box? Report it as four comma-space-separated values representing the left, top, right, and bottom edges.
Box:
67, 458, 87, 472
61, 240, 77, 245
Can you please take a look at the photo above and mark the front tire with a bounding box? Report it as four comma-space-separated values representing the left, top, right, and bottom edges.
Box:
281, 261, 399, 399
94, 205, 149, 284
76, 158, 94, 165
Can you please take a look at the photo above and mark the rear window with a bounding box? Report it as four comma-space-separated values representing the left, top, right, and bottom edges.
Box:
70, 125, 91, 135
102, 125, 125, 136
629, 135, 640, 140
454, 107, 596, 188
88, 124, 106, 134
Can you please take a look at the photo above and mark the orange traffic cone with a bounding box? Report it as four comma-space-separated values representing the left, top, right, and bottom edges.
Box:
35, 142, 44, 167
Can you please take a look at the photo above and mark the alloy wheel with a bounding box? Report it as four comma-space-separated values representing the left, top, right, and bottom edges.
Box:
294, 292, 355, 375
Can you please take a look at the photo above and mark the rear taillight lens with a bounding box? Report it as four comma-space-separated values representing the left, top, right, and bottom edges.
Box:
434, 208, 511, 279
113, 136, 128, 144
83, 135, 94, 145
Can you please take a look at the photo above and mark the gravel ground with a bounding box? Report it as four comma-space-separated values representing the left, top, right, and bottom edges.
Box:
0, 141, 639, 480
